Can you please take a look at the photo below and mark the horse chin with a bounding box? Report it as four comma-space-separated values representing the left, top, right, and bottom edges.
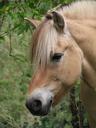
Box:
32, 107, 51, 116
31, 102, 52, 117
30, 110, 49, 116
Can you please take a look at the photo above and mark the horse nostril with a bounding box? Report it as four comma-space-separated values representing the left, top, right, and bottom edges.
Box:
32, 99, 42, 111
50, 99, 52, 103
26, 98, 42, 115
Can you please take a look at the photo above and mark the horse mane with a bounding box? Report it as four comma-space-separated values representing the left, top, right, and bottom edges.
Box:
60, 0, 96, 20
31, 0, 96, 69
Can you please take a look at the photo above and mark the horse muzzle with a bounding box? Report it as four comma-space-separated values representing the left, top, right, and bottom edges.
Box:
26, 88, 53, 116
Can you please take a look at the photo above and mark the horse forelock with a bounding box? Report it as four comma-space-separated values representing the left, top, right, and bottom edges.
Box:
31, 19, 58, 70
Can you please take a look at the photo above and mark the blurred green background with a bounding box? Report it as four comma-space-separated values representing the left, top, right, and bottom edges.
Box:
0, 0, 88, 128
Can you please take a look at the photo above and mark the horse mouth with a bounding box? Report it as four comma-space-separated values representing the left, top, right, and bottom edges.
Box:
30, 105, 51, 116
32, 109, 49, 116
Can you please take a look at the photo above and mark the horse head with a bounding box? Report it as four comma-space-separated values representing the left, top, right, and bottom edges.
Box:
25, 11, 83, 116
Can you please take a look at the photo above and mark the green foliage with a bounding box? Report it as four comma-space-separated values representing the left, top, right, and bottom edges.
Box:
0, 0, 88, 128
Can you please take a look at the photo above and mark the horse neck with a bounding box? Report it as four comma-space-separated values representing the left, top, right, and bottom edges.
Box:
67, 19, 96, 90
66, 19, 96, 64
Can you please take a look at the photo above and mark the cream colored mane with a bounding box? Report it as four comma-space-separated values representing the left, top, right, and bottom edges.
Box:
60, 1, 96, 20
31, 0, 96, 69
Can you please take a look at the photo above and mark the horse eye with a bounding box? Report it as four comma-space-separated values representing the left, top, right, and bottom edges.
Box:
51, 53, 63, 62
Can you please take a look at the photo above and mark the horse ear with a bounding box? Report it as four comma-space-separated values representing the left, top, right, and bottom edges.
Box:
24, 18, 41, 28
52, 11, 65, 32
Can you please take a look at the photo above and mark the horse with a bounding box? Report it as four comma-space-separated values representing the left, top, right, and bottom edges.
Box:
25, 1, 96, 128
